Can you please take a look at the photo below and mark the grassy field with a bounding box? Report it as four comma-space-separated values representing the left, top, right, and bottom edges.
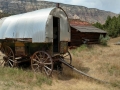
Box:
0, 37, 120, 90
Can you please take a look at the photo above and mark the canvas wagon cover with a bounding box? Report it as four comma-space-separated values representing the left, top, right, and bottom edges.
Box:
0, 7, 70, 43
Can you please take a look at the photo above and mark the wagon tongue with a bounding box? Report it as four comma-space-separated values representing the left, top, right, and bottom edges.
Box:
59, 57, 108, 83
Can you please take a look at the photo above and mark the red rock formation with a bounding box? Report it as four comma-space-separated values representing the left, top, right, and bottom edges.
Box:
69, 19, 91, 26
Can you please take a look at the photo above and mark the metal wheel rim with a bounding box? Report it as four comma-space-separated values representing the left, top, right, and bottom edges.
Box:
31, 51, 53, 76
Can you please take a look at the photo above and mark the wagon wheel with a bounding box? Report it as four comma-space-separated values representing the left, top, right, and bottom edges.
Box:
0, 46, 15, 67
31, 51, 53, 76
0, 46, 5, 67
60, 51, 72, 65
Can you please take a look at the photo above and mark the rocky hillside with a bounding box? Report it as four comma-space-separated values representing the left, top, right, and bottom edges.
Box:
0, 0, 117, 24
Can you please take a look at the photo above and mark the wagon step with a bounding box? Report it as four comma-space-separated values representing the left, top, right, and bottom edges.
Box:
59, 57, 108, 84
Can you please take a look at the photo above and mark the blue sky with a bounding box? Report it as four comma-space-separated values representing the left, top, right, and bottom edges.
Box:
39, 0, 120, 14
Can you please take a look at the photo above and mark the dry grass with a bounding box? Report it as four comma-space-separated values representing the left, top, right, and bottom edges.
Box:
40, 79, 113, 90
51, 37, 120, 90
0, 37, 120, 90
0, 67, 52, 90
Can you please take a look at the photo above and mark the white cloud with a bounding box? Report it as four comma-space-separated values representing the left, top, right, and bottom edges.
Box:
41, 0, 120, 13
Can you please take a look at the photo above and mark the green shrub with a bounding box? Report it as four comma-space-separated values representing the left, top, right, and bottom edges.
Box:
76, 44, 88, 52
99, 35, 110, 46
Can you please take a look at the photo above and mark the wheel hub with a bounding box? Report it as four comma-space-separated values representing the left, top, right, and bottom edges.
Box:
38, 62, 44, 67
3, 56, 8, 62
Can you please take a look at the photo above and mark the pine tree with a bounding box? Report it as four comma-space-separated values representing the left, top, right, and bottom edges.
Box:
93, 15, 120, 38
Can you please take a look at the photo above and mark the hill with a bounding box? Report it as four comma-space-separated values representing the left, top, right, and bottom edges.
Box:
0, 0, 117, 24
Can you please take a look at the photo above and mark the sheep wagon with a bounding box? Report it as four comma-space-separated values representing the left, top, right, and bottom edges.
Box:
0, 7, 71, 76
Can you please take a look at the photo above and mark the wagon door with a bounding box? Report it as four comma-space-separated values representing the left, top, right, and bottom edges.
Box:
53, 17, 60, 53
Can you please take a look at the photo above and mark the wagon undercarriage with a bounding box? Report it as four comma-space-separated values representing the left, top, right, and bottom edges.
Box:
0, 42, 72, 76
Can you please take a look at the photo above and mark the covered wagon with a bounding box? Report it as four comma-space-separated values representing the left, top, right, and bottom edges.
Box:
0, 7, 71, 76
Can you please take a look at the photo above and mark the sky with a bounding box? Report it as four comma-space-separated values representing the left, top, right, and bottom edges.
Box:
40, 0, 120, 14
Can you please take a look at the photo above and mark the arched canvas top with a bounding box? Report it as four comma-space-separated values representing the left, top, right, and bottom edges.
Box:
0, 17, 6, 28
0, 7, 70, 43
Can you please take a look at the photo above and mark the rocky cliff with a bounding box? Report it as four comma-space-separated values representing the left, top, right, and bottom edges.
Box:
0, 0, 117, 24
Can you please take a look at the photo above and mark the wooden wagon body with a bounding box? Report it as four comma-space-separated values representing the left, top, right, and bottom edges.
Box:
0, 7, 71, 76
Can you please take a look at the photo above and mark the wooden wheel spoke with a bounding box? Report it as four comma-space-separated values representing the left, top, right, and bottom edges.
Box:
32, 59, 40, 63
44, 65, 51, 71
43, 67, 49, 75
9, 56, 14, 58
9, 59, 14, 62
8, 60, 13, 67
7, 55, 14, 58
41, 52, 45, 59
44, 62, 52, 65
43, 57, 50, 63
7, 53, 12, 57
35, 55, 40, 61
32, 63, 38, 66
34, 66, 40, 72
7, 50, 12, 55
38, 52, 44, 59
39, 52, 42, 57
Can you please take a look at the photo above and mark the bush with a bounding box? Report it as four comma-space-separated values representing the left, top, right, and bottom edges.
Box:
99, 35, 110, 46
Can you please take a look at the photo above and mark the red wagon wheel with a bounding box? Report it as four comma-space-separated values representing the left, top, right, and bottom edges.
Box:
60, 51, 72, 65
31, 51, 53, 76
0, 46, 15, 67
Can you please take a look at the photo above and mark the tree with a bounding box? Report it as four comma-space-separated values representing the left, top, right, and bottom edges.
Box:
93, 22, 103, 29
93, 15, 120, 38
104, 15, 111, 28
